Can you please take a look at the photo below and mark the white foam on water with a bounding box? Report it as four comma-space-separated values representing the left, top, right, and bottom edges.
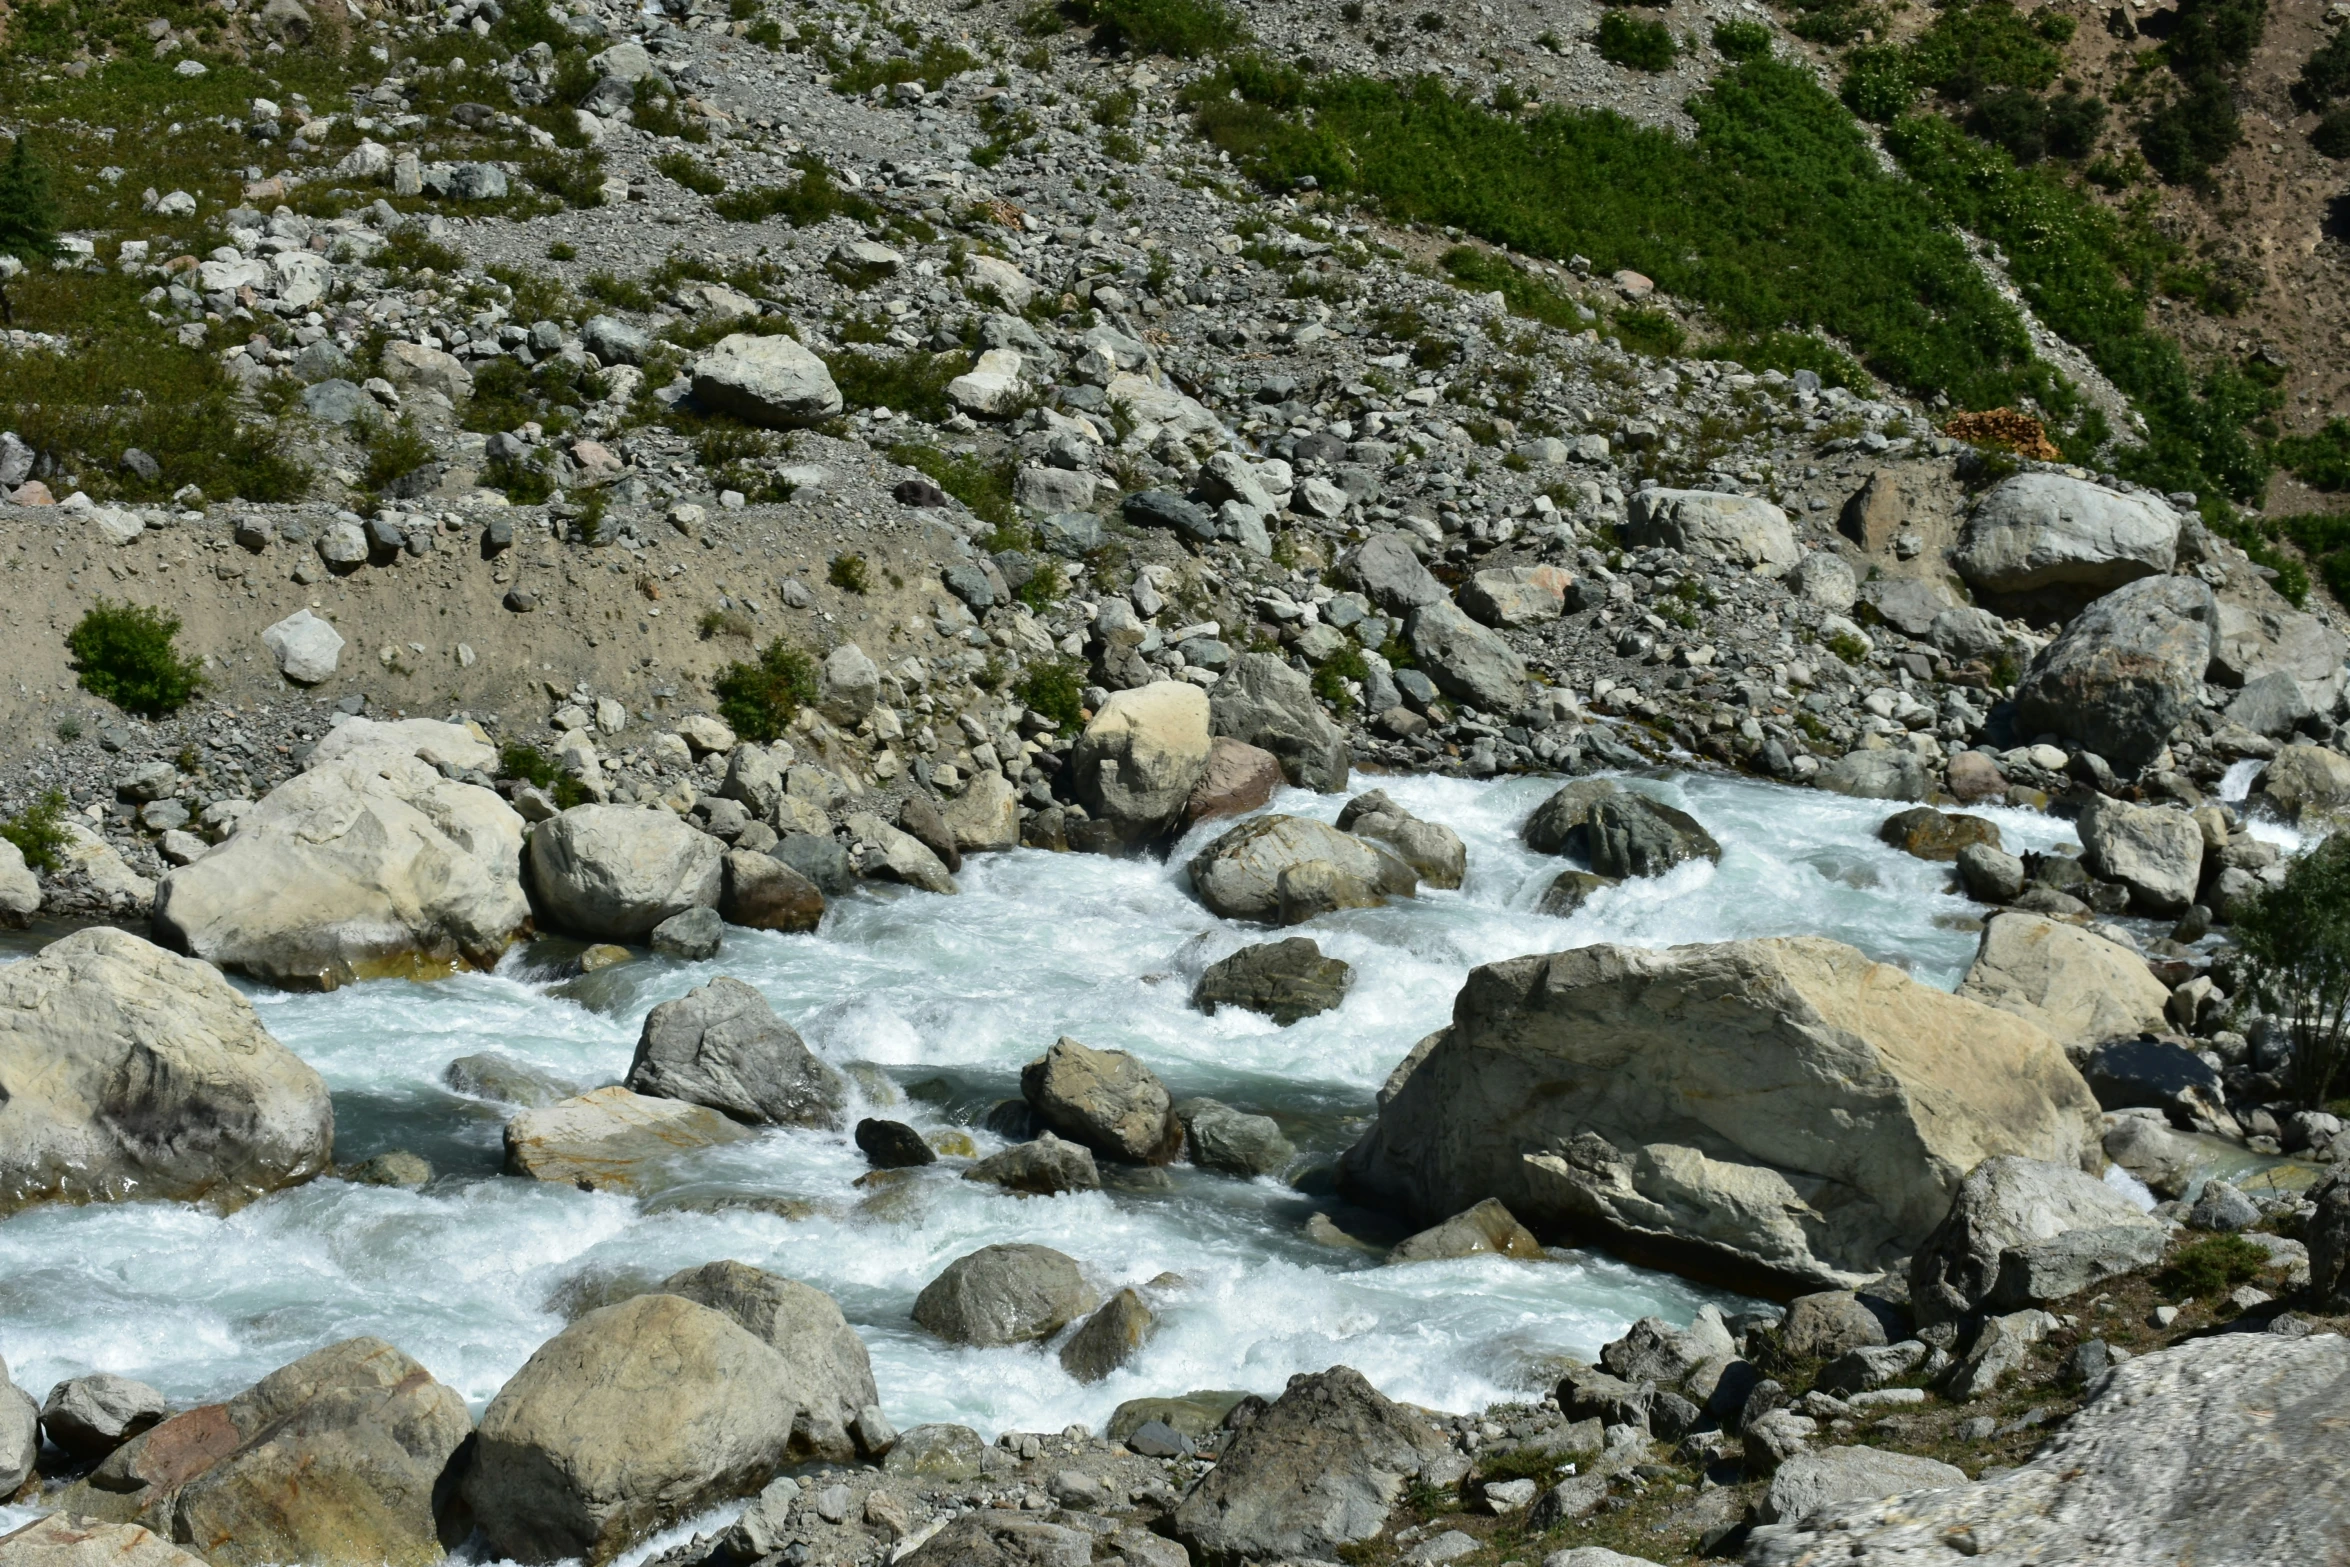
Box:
0, 771, 2083, 1440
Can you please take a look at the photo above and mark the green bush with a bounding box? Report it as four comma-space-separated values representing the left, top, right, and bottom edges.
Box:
2314, 108, 2350, 158
2274, 419, 2350, 489
832, 36, 981, 94
1018, 557, 1069, 609
827, 349, 971, 423
521, 150, 607, 208
1839, 45, 1913, 121
67, 600, 204, 717
1015, 658, 1087, 730
889, 442, 1019, 527
362, 417, 435, 493
0, 789, 70, 874
714, 639, 819, 743
712, 157, 877, 224
1598, 10, 1676, 70
2139, 75, 2242, 184
2232, 831, 2350, 1106
1712, 18, 1772, 58
2297, 24, 2350, 111
2156, 1233, 2268, 1299
1312, 643, 1368, 714
653, 152, 725, 196
1082, 0, 1246, 56
829, 552, 872, 593
496, 742, 588, 807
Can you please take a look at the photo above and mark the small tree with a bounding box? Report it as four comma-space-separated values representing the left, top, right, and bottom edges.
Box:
0, 135, 60, 327
2233, 834, 2350, 1109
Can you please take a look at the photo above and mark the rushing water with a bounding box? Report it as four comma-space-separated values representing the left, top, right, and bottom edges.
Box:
0, 771, 2093, 1450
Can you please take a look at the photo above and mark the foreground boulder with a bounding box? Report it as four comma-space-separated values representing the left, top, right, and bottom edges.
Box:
1758, 1445, 1970, 1526
1341, 937, 2102, 1289
1022, 1036, 1180, 1163
503, 1086, 749, 1192
60, 1339, 470, 1567
152, 754, 529, 990
1956, 912, 2171, 1060
1746, 1333, 2350, 1565
1171, 1366, 1449, 1565
1209, 652, 1351, 792
1950, 473, 2178, 599
1336, 790, 1466, 889
2013, 574, 2217, 771
625, 977, 847, 1128
0, 1516, 206, 1567
2258, 742, 2350, 820
1909, 1156, 2166, 1326
657, 1262, 879, 1458
0, 927, 333, 1217
911, 1244, 1096, 1346
1194, 937, 1352, 1024
528, 806, 724, 942
2, 1358, 33, 1497
467, 1294, 800, 1563
1072, 681, 1214, 846
1187, 815, 1416, 924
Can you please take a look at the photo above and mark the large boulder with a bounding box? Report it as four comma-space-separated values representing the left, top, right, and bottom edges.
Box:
152, 754, 528, 989
2013, 574, 2217, 771
1909, 1156, 2167, 1326
942, 771, 1021, 853
1340, 937, 2103, 1291
1170, 1367, 1450, 1565
896, 1512, 1094, 1567
0, 839, 37, 926
1758, 1446, 1969, 1526
1336, 791, 1465, 889
1460, 564, 1572, 628
1208, 652, 1351, 792
911, 1244, 1097, 1347
1187, 815, 1416, 924
656, 1262, 879, 1454
2078, 795, 2204, 915
0, 1516, 206, 1567
528, 806, 724, 941
1184, 737, 1284, 826
1813, 749, 1933, 801
59, 1339, 471, 1567
465, 1293, 802, 1563
964, 1131, 1102, 1196
0, 927, 333, 1217
502, 1086, 750, 1193
689, 334, 844, 427
2212, 591, 2350, 710
304, 717, 498, 774
625, 976, 847, 1128
1625, 488, 1798, 573
1745, 1334, 2350, 1565
1177, 1099, 1297, 1177
1585, 794, 1719, 879
1405, 599, 1528, 713
1071, 681, 1214, 845
1522, 778, 1623, 855
1950, 474, 2178, 598
1194, 937, 1352, 1024
1021, 1036, 1180, 1163
2259, 743, 2350, 820
1956, 912, 2171, 1060
1341, 533, 1446, 615
40, 1374, 168, 1463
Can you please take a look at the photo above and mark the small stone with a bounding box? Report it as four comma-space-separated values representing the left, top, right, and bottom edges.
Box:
856, 1117, 938, 1169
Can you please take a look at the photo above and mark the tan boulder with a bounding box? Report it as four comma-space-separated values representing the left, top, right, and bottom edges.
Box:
1184, 736, 1283, 826
1341, 937, 2102, 1290
1072, 681, 1213, 844
941, 771, 1021, 853
1186, 814, 1417, 923
0, 1516, 207, 1567
503, 1085, 750, 1193
1957, 912, 2171, 1060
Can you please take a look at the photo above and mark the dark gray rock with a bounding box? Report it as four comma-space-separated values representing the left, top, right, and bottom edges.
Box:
2014, 575, 2218, 771
1123, 490, 1218, 543
2083, 1036, 2232, 1131
1193, 937, 1352, 1025
624, 976, 849, 1128
649, 905, 723, 961
964, 1132, 1101, 1196
773, 831, 855, 896
1209, 652, 1351, 793
39, 1372, 167, 1463
1175, 1099, 1296, 1177
1585, 794, 1720, 879
856, 1118, 936, 1169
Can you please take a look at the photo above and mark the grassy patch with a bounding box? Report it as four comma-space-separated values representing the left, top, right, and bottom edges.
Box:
714, 639, 819, 742
832, 36, 981, 95
829, 552, 873, 593
68, 600, 205, 717
496, 741, 589, 807
1078, 0, 1246, 57
362, 417, 438, 493
712, 155, 879, 225
889, 441, 1019, 528
2274, 419, 2350, 491
1015, 658, 1087, 729
1313, 643, 1368, 714
0, 790, 71, 874
828, 349, 972, 423
2156, 1233, 2268, 1299
1597, 10, 1677, 71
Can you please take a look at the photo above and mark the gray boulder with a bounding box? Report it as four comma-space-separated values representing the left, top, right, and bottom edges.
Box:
1176, 1098, 1296, 1177
1813, 749, 1933, 801
964, 1132, 1101, 1196
1022, 1036, 1179, 1163
1951, 474, 2178, 597
2078, 795, 2204, 915
2212, 591, 2349, 711
1059, 1289, 1155, 1383
1759, 1445, 1969, 1526
1337, 790, 1466, 889
1909, 1155, 2166, 1326
2014, 574, 2217, 771
1778, 1293, 1891, 1361
1171, 1367, 1450, 1566
1585, 794, 1720, 879
1623, 488, 1798, 573
718, 850, 825, 933
1342, 533, 1446, 615
40, 1373, 167, 1463
1388, 1197, 1544, 1264
2310, 1169, 2350, 1309
912, 1244, 1097, 1347
1195, 937, 1352, 1025
1342, 938, 2102, 1291
443, 1052, 582, 1107
503, 1086, 750, 1193
625, 976, 848, 1128
1406, 599, 1528, 712
650, 905, 724, 960
689, 334, 844, 427
898, 1511, 1095, 1567
1523, 778, 1624, 855
882, 1423, 990, 1482
1187, 815, 1416, 923
1, 1363, 33, 1499
1209, 652, 1351, 792
466, 1294, 800, 1563
0, 927, 333, 1217
657, 1261, 880, 1454
2258, 743, 2350, 821
528, 806, 723, 942
1956, 842, 2026, 903
1747, 1334, 2350, 1565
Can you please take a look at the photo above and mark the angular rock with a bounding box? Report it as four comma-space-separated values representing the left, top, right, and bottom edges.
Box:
1171, 1367, 1449, 1566
0, 927, 333, 1216
2259, 743, 2350, 820
845, 812, 957, 894
1060, 1289, 1155, 1383
1194, 937, 1352, 1025
1910, 1155, 2166, 1326
626, 976, 847, 1127
1522, 779, 1623, 856
689, 334, 844, 427
2013, 574, 2218, 771
1184, 736, 1283, 826
1956, 912, 2172, 1059
528, 805, 723, 942
882, 1423, 989, 1483
1337, 790, 1466, 889
912, 1244, 1096, 1347
1406, 599, 1528, 713
1022, 1036, 1179, 1163
1758, 1445, 1969, 1526
1952, 474, 2178, 597
1624, 488, 1798, 573
1461, 565, 1572, 628
898, 1512, 1091, 1567
1, 1368, 33, 1499
1876, 807, 1999, 863
0, 839, 37, 927
152, 754, 528, 989
502, 1086, 749, 1193
650, 905, 724, 961
1176, 1099, 1296, 1177
943, 771, 1021, 854
718, 849, 825, 933
261, 608, 343, 684
2078, 795, 2204, 915
1073, 681, 1214, 845
466, 1294, 800, 1563
964, 1131, 1102, 1196
1386, 1197, 1543, 1264
1342, 533, 1446, 615
1813, 749, 1933, 801
2082, 1036, 2232, 1130
1539, 869, 1617, 916
1188, 815, 1416, 923
443, 1052, 581, 1108
40, 1374, 168, 1463
1956, 842, 2026, 903
1779, 1293, 1891, 1361
1208, 652, 1350, 792
0, 1516, 206, 1567
1585, 794, 1720, 879
1343, 937, 2102, 1290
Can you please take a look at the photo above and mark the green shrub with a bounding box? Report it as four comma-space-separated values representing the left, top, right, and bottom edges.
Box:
632, 75, 706, 140
1598, 10, 1676, 70
67, 600, 204, 717
0, 789, 70, 874
653, 152, 725, 196
1712, 18, 1772, 58
2274, 419, 2350, 489
521, 150, 607, 208
1015, 658, 1086, 729
1610, 306, 1686, 355
1018, 557, 1069, 609
2232, 830, 2350, 1106
827, 349, 971, 422
1840, 45, 1912, 121
2156, 1233, 2268, 1299
1699, 329, 1867, 389
2314, 108, 2350, 158
2139, 75, 2241, 184
699, 608, 756, 639
1777, 0, 1882, 46
0, 135, 61, 325
829, 552, 872, 593
361, 417, 435, 492
496, 742, 587, 806
832, 36, 981, 94
379, 229, 466, 275
714, 639, 819, 742
1825, 630, 1869, 664
889, 442, 1019, 527
1082, 0, 1246, 55
1312, 643, 1368, 714
712, 157, 878, 224
2298, 24, 2350, 110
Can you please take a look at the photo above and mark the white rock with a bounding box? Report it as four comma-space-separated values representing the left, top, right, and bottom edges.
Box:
261, 608, 344, 685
